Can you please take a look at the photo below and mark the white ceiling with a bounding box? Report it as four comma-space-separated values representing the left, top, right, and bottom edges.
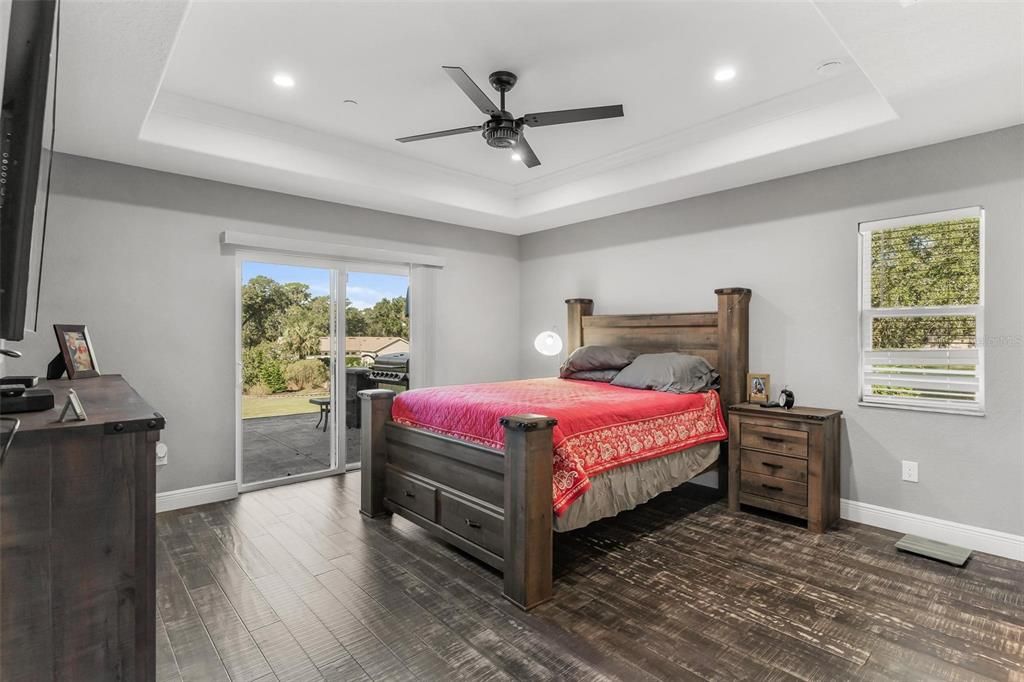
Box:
53, 1, 1023, 235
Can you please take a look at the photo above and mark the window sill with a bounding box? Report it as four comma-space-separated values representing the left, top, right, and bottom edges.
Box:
857, 401, 985, 418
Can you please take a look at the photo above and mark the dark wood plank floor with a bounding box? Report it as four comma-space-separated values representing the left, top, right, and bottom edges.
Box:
156, 474, 1024, 681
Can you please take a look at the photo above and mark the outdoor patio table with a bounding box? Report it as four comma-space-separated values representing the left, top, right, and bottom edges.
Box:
309, 396, 330, 432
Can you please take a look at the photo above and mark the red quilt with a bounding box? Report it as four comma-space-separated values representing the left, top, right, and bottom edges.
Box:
391, 378, 727, 515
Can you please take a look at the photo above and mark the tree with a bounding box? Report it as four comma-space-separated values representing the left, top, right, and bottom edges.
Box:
242, 275, 408, 396
280, 295, 330, 358
241, 276, 290, 347
345, 298, 368, 336
281, 282, 312, 308
868, 218, 980, 401
364, 296, 408, 338
870, 218, 980, 350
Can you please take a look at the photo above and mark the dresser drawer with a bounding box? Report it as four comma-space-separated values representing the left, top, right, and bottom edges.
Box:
740, 471, 807, 507
740, 422, 808, 458
438, 492, 503, 557
386, 468, 437, 521
740, 449, 807, 482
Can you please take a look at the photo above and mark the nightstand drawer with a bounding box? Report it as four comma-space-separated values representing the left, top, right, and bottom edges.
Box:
740, 422, 808, 458
741, 471, 807, 507
740, 450, 807, 482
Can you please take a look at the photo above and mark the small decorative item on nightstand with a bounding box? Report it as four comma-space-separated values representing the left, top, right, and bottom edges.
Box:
746, 373, 770, 403
727, 402, 842, 533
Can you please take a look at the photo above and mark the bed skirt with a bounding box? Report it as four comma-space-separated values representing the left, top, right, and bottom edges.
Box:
554, 441, 720, 532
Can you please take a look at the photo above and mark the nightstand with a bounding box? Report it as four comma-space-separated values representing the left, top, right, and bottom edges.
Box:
727, 403, 842, 533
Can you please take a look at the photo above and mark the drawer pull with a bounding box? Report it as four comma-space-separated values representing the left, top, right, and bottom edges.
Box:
762, 484, 784, 492
761, 436, 785, 443
464, 518, 482, 529
762, 462, 783, 469
403, 490, 416, 498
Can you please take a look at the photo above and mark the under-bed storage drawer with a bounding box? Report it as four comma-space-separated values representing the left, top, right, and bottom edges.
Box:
438, 492, 503, 557
740, 422, 808, 458
386, 468, 437, 521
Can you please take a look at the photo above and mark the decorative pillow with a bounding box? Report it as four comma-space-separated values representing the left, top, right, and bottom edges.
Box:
559, 345, 638, 378
562, 369, 621, 383
610, 352, 720, 394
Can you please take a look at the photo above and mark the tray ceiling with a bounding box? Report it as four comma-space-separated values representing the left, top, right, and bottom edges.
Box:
53, 0, 1023, 235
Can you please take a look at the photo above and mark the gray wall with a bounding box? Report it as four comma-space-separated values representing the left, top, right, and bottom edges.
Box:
8, 154, 520, 494
520, 126, 1024, 535
8, 128, 1022, 536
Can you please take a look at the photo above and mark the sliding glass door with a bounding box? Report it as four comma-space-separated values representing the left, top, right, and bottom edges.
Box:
342, 269, 411, 470
236, 256, 411, 491
238, 260, 340, 490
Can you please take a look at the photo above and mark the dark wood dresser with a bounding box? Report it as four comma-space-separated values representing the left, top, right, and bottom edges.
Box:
1, 375, 164, 681
727, 403, 841, 533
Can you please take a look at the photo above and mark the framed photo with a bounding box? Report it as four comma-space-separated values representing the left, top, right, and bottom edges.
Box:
54, 324, 100, 379
747, 372, 770, 403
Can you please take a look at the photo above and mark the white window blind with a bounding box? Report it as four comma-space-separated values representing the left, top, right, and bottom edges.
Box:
858, 207, 984, 416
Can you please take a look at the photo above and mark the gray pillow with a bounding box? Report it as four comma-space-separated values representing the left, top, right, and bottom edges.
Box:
559, 345, 637, 378
563, 369, 621, 383
611, 353, 720, 394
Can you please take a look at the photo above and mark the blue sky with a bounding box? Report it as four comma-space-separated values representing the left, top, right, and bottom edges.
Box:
242, 262, 408, 309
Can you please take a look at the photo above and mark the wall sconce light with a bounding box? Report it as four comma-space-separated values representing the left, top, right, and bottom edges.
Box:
533, 331, 563, 357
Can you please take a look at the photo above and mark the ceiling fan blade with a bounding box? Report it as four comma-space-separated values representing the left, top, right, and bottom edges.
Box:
523, 104, 624, 128
396, 125, 482, 143
442, 66, 500, 116
515, 135, 541, 168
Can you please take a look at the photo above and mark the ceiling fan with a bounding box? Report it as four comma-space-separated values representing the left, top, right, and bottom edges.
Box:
396, 66, 624, 168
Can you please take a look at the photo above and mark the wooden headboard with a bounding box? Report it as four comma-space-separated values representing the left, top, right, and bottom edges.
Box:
566, 288, 751, 410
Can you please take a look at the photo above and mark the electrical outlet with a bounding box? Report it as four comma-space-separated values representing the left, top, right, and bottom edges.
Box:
156, 442, 168, 467
901, 460, 918, 483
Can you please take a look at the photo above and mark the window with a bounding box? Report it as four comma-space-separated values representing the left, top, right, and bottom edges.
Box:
858, 207, 984, 415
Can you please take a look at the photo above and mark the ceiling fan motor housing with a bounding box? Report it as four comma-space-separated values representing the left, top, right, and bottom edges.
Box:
483, 114, 522, 149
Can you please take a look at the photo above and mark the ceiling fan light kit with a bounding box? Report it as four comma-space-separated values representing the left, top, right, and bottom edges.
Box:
396, 66, 624, 168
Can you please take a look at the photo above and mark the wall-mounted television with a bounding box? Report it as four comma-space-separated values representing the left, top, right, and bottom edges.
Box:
0, 0, 57, 342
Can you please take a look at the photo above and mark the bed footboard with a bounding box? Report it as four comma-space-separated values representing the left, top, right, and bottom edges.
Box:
358, 390, 556, 610
500, 414, 555, 610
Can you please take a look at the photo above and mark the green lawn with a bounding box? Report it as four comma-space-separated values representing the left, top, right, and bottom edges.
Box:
243, 393, 329, 419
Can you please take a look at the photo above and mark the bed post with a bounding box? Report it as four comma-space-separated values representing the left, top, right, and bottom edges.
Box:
359, 389, 395, 518
565, 298, 594, 354
500, 414, 556, 610
715, 288, 751, 497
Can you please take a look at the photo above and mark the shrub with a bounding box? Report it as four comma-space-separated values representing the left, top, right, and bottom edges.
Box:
247, 382, 272, 397
259, 361, 288, 394
284, 359, 329, 390
243, 343, 278, 389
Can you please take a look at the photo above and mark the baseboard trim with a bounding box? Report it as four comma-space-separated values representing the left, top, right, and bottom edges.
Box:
156, 480, 238, 513
841, 499, 1024, 562
152, 482, 1023, 560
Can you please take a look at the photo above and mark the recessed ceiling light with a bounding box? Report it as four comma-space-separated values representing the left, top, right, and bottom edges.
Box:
272, 73, 295, 88
713, 66, 736, 83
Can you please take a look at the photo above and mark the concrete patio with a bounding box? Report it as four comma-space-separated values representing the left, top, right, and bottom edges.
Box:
242, 413, 360, 485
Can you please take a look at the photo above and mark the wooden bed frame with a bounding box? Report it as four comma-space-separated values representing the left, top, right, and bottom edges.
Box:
359, 287, 751, 610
